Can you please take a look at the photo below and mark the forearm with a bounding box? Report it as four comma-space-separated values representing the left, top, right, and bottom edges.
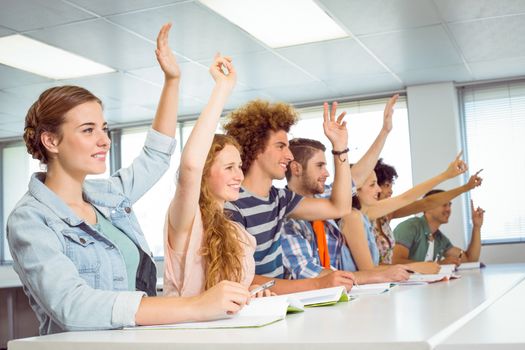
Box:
152, 78, 180, 137
465, 226, 482, 262
252, 275, 320, 294
352, 129, 389, 187
135, 295, 200, 325
329, 152, 352, 217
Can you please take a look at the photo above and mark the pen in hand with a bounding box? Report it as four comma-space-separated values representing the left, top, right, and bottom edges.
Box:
250, 280, 275, 296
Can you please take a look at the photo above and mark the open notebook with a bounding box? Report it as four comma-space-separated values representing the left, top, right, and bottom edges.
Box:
348, 283, 392, 296
281, 286, 349, 307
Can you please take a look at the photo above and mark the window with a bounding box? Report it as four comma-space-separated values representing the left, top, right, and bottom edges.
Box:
461, 80, 525, 243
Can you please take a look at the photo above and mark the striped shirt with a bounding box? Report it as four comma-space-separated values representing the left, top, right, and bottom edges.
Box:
225, 186, 303, 278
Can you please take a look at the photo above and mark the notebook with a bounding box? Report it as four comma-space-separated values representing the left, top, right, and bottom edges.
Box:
348, 283, 392, 296
281, 286, 349, 307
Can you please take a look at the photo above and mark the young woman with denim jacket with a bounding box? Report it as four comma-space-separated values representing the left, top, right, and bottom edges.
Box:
7, 23, 250, 335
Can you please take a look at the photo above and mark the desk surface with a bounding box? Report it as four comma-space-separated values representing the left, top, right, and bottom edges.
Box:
437, 276, 525, 350
8, 264, 525, 350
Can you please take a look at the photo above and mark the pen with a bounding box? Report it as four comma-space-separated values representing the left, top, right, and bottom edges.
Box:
250, 280, 275, 296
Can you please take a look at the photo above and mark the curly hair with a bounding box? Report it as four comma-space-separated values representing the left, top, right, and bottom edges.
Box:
223, 99, 298, 173
23, 86, 102, 164
374, 158, 398, 186
200, 134, 245, 290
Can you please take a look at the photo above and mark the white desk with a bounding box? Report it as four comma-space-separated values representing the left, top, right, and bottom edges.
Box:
8, 264, 525, 350
436, 274, 525, 350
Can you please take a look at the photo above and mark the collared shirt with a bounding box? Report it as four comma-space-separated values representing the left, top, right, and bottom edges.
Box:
225, 186, 303, 278
7, 128, 176, 335
393, 216, 453, 261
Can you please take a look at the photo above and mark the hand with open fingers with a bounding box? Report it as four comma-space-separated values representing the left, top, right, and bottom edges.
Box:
318, 270, 355, 291
466, 170, 483, 190
322, 101, 348, 151
209, 53, 236, 90
382, 265, 410, 282
471, 200, 485, 228
191, 280, 250, 321
382, 94, 399, 133
155, 23, 180, 81
444, 151, 468, 179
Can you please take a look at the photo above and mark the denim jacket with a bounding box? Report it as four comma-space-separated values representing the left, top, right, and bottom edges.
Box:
7, 128, 176, 335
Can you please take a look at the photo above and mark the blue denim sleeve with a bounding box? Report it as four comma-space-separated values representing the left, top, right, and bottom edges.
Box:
110, 128, 177, 204
281, 219, 323, 279
7, 206, 145, 331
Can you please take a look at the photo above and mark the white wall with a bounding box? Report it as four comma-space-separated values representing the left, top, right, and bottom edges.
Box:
406, 82, 525, 263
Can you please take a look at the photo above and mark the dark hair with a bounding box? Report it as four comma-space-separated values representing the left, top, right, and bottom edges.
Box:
223, 99, 298, 173
424, 189, 445, 198
24, 86, 102, 164
374, 158, 398, 186
285, 138, 326, 180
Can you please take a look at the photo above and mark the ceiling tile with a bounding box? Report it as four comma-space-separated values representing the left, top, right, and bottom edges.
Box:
62, 72, 162, 109
228, 51, 316, 90
0, 129, 19, 138
449, 15, 525, 62
28, 19, 158, 71
319, 0, 440, 36
0, 65, 51, 89
361, 25, 463, 71
0, 26, 14, 37
397, 65, 473, 85
108, 2, 266, 61
68, 0, 186, 16
325, 73, 403, 97
265, 81, 340, 104
225, 90, 273, 111
0, 91, 34, 121
104, 105, 155, 124
276, 38, 387, 79
0, 112, 21, 123
435, 0, 525, 23
0, 0, 94, 32
469, 56, 525, 80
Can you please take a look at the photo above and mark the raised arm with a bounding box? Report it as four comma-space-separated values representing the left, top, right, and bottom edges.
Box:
352, 94, 398, 187
365, 152, 468, 220
391, 171, 483, 219
289, 102, 352, 220
167, 53, 236, 249
151, 23, 180, 138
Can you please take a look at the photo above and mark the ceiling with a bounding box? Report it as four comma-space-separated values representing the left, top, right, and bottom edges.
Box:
1, 0, 525, 140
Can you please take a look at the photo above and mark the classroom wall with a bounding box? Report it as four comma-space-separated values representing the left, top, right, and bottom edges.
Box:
406, 82, 525, 263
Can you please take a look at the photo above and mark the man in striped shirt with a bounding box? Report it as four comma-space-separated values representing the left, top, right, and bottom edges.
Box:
224, 99, 355, 294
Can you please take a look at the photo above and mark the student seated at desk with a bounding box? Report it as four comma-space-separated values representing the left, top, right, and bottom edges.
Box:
163, 52, 266, 297
373, 159, 483, 265
6, 24, 250, 335
340, 154, 469, 276
392, 190, 484, 265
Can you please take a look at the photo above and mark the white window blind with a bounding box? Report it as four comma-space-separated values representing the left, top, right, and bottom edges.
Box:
462, 81, 525, 243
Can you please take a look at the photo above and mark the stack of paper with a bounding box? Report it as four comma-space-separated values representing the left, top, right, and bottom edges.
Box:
348, 283, 392, 296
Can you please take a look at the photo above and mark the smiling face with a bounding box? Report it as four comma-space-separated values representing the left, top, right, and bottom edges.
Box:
299, 149, 330, 195
47, 100, 110, 178
378, 180, 394, 200
255, 129, 294, 180
357, 171, 382, 207
207, 144, 244, 204
425, 201, 452, 225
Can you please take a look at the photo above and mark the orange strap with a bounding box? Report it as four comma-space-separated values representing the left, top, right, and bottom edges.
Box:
311, 220, 331, 269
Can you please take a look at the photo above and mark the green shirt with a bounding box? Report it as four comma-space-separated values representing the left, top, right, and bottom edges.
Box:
393, 216, 453, 262
94, 210, 140, 290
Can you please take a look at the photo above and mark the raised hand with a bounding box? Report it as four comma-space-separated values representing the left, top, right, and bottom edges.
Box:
466, 170, 483, 190
155, 23, 181, 81
471, 199, 485, 228
191, 280, 250, 321
323, 101, 348, 151
209, 53, 236, 90
444, 151, 468, 179
382, 94, 399, 133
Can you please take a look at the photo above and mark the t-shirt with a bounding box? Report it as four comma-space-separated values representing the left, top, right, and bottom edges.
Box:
225, 186, 303, 278
393, 216, 453, 262
163, 207, 256, 297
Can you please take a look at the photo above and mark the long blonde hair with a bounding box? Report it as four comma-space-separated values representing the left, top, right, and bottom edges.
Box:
200, 134, 244, 290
